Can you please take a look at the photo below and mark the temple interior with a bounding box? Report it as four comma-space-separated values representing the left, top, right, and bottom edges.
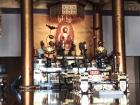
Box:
0, 0, 140, 105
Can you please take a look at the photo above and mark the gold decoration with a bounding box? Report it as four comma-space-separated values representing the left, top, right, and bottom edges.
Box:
49, 1, 85, 23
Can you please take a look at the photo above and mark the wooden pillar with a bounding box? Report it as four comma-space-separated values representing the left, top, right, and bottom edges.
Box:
22, 91, 33, 105
112, 0, 126, 73
93, 3, 103, 48
21, 0, 34, 88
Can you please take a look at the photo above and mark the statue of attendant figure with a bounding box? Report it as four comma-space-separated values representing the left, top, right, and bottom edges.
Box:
96, 42, 107, 56
95, 41, 107, 68
68, 41, 76, 56
79, 42, 87, 56
37, 41, 46, 59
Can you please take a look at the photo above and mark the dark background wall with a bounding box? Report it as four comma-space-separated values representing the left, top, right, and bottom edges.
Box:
0, 57, 22, 85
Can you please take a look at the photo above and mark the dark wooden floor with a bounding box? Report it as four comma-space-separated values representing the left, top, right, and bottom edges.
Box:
0, 57, 140, 105
0, 83, 139, 105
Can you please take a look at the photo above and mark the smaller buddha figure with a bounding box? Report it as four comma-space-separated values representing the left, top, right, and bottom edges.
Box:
95, 41, 107, 68
96, 41, 107, 57
37, 41, 46, 59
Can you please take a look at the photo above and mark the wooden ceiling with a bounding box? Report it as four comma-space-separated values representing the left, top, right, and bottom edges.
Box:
32, 0, 140, 4
0, 0, 140, 11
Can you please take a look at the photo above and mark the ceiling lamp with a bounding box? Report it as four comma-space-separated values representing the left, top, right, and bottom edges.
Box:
48, 0, 85, 23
